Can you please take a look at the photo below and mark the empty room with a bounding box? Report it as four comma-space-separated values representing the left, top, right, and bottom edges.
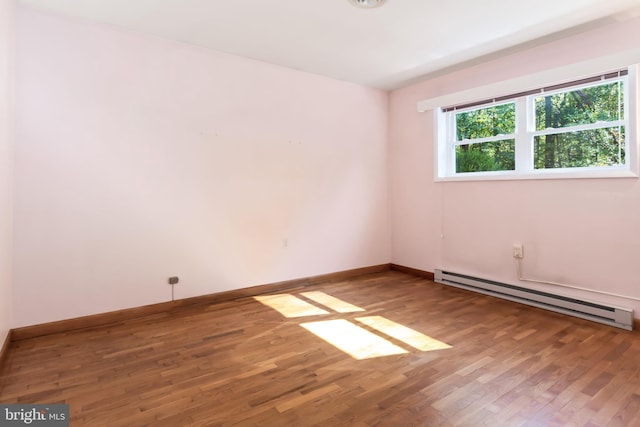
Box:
1, 0, 640, 425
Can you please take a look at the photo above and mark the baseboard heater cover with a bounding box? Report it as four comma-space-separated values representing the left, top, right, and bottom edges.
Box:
434, 269, 633, 331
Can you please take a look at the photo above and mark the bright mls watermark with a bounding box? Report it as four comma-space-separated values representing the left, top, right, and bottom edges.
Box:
0, 405, 69, 426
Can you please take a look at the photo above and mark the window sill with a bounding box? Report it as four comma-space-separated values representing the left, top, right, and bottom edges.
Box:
435, 168, 639, 182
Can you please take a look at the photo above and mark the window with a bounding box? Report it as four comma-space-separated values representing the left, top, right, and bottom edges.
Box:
435, 68, 637, 180
453, 102, 516, 173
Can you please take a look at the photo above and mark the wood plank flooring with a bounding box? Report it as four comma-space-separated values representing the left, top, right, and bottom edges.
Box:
1, 271, 640, 426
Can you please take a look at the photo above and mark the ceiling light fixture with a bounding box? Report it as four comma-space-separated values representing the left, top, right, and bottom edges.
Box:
348, 0, 387, 9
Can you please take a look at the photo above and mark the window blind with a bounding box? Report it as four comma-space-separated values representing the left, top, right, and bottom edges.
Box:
441, 69, 628, 113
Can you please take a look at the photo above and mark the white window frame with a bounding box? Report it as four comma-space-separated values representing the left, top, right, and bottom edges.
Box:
431, 65, 638, 182
444, 100, 517, 174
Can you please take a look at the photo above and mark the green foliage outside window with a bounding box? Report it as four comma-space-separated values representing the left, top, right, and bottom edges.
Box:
456, 103, 515, 140
455, 103, 516, 173
456, 141, 515, 173
534, 81, 624, 169
534, 82, 623, 130
452, 80, 625, 173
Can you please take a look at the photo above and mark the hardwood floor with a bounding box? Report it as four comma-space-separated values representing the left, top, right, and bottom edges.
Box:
1, 271, 639, 426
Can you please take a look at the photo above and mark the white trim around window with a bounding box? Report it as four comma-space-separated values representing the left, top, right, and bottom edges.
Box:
422, 58, 639, 182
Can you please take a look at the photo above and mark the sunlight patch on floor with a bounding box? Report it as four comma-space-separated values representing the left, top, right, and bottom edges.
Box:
300, 319, 408, 360
356, 316, 451, 351
300, 291, 365, 313
254, 294, 329, 318
255, 292, 452, 359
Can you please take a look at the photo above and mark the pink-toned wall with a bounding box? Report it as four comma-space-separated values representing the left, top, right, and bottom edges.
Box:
0, 0, 15, 344
13, 7, 390, 327
389, 15, 640, 315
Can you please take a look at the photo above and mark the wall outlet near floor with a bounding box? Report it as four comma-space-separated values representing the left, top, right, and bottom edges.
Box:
168, 276, 179, 285
512, 243, 524, 259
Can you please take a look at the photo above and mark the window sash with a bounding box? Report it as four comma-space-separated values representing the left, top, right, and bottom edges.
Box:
453, 101, 516, 144
452, 134, 515, 146
531, 120, 626, 137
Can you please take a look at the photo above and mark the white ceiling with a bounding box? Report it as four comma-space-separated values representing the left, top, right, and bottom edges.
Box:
17, 0, 640, 90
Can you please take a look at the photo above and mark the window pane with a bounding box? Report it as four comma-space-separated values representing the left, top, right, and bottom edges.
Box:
535, 81, 624, 131
534, 127, 625, 169
456, 103, 515, 140
456, 140, 515, 173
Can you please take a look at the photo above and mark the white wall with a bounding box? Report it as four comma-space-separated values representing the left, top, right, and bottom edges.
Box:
0, 0, 15, 344
389, 15, 640, 315
13, 7, 390, 327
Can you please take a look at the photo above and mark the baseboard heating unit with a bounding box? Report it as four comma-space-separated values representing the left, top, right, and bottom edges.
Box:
434, 269, 633, 331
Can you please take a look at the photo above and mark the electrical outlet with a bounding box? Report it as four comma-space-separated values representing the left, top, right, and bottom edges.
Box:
512, 243, 524, 259
168, 276, 179, 285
